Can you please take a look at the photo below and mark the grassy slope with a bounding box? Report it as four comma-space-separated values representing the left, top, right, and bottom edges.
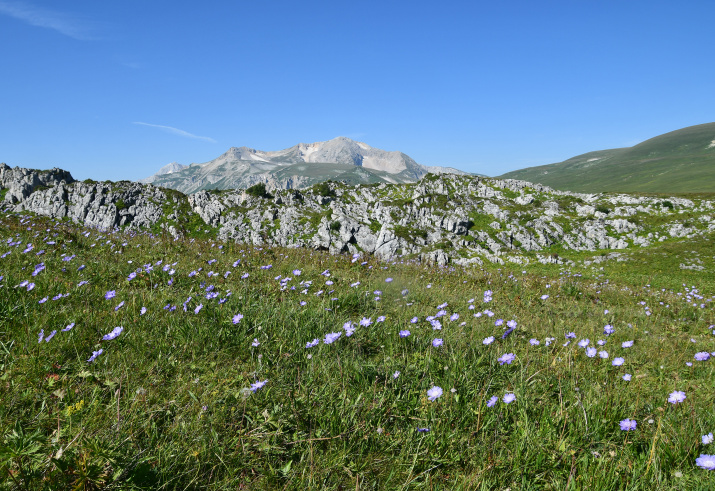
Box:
0, 213, 714, 489
499, 123, 715, 193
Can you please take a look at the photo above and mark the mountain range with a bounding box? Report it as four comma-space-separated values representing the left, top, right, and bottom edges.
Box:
499, 122, 715, 193
140, 136, 469, 194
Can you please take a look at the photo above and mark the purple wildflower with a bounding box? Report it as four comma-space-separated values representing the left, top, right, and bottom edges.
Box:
232, 314, 243, 324
432, 338, 443, 347
498, 353, 516, 365
622, 374, 632, 381
399, 330, 411, 338
38, 329, 44, 343
62, 323, 74, 332
586, 347, 597, 358
87, 348, 103, 363
324, 332, 341, 344
622, 340, 634, 348
486, 396, 498, 407
694, 352, 711, 361
306, 338, 320, 348
668, 390, 686, 404
695, 454, 715, 470
612, 357, 625, 366
104, 290, 116, 300
44, 330, 57, 342
503, 393, 516, 404
619, 419, 637, 431
483, 336, 495, 345
427, 386, 443, 401
102, 326, 123, 341
250, 379, 268, 392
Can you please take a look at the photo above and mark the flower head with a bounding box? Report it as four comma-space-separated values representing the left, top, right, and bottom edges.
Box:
498, 353, 516, 365
483, 336, 494, 345
232, 314, 243, 324
432, 338, 443, 347
695, 454, 715, 470
622, 373, 632, 381
703, 433, 714, 445
250, 379, 267, 392
620, 418, 637, 431
324, 332, 342, 344
486, 396, 498, 407
427, 386, 443, 401
399, 330, 410, 338
503, 393, 516, 404
694, 352, 711, 361
612, 357, 625, 366
668, 390, 686, 404
622, 340, 634, 348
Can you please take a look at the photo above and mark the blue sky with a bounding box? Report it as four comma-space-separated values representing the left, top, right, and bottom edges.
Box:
1, 0, 714, 181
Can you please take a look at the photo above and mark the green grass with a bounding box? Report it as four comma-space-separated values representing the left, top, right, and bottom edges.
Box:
0, 212, 714, 489
499, 122, 715, 193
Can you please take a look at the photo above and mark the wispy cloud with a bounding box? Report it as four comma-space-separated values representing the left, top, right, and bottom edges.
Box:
133, 122, 217, 143
0, 1, 94, 40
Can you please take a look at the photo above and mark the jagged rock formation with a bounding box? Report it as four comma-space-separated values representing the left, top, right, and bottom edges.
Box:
2, 163, 713, 266
141, 137, 470, 194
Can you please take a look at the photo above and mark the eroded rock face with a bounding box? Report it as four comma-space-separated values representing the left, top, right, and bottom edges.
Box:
3, 164, 714, 266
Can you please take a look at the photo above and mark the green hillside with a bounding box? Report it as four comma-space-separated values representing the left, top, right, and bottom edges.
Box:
499, 122, 715, 193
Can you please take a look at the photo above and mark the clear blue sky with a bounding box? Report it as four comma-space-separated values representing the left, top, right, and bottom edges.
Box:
2, 0, 714, 181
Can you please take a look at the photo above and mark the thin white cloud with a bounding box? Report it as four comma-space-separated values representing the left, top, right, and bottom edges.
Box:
133, 122, 217, 143
0, 1, 94, 40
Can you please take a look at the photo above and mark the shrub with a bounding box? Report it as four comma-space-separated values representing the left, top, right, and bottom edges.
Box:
330, 221, 341, 231
115, 199, 126, 211
315, 182, 333, 197
661, 200, 674, 210
595, 204, 611, 214
246, 183, 268, 198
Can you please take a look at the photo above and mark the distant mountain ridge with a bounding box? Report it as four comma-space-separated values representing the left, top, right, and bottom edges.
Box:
499, 122, 715, 193
141, 137, 467, 193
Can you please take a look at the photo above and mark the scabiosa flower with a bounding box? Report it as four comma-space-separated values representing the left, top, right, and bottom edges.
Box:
393, 371, 400, 379
694, 352, 711, 361
232, 314, 243, 324
483, 336, 495, 345
541, 294, 549, 300
449, 313, 459, 322
194, 304, 203, 314
495, 319, 504, 327
703, 433, 714, 445
622, 373, 632, 381
360, 317, 372, 327
105, 290, 116, 300
140, 307, 147, 315
432, 338, 443, 347
502, 327, 515, 339
251, 338, 260, 347
114, 301, 125, 311
486, 396, 498, 407
241, 273, 249, 279
430, 319, 442, 330
620, 419, 637, 431
62, 323, 75, 332
410, 316, 419, 324
565, 332, 576, 339
506, 319, 517, 329
385, 277, 393, 283
586, 347, 597, 358
613, 357, 625, 366
87, 348, 103, 363
622, 340, 634, 348
498, 353, 516, 365
306, 338, 320, 348
503, 393, 516, 404
324, 332, 341, 344
376, 315, 386, 323
417, 428, 430, 432
38, 329, 44, 343
668, 390, 687, 404
529, 339, 540, 346
399, 330, 410, 338
695, 454, 715, 470
598, 350, 609, 359
127, 272, 137, 281
250, 380, 268, 392
597, 339, 606, 346
102, 326, 124, 341
604, 325, 615, 335
578, 339, 590, 348
427, 386, 443, 401
44, 330, 57, 342
38, 297, 47, 304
